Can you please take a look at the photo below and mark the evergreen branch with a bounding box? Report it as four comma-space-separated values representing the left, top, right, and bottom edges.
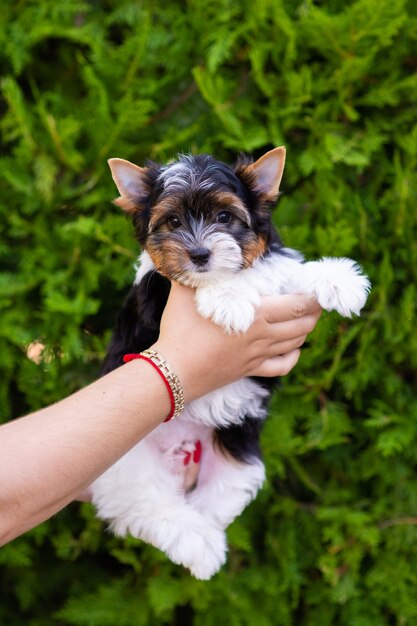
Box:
379, 517, 417, 530
286, 456, 322, 495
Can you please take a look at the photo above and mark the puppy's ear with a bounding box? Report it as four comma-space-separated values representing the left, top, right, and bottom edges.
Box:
108, 158, 148, 212
247, 147, 286, 201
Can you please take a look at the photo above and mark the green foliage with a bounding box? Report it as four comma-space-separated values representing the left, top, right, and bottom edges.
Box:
1, 0, 417, 623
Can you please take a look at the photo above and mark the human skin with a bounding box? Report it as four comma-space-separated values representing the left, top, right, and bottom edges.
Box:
0, 283, 321, 545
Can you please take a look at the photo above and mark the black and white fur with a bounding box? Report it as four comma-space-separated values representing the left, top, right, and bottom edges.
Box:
91, 148, 370, 579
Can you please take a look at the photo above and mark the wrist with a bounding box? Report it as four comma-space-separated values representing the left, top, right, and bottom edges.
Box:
122, 358, 172, 423
123, 350, 184, 421
150, 341, 198, 403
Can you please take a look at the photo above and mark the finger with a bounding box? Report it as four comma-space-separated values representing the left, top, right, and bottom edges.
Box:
268, 334, 308, 357
251, 349, 301, 378
267, 313, 321, 344
259, 293, 322, 324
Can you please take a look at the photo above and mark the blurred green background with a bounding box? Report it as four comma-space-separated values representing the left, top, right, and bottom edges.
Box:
1, 0, 417, 624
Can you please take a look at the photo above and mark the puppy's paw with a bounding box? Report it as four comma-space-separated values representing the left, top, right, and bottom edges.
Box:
315, 258, 370, 317
287, 257, 371, 318
196, 284, 259, 333
209, 297, 256, 334
115, 506, 228, 579
166, 522, 227, 580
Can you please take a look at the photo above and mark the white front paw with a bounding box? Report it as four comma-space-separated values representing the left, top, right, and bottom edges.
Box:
315, 258, 370, 317
195, 284, 259, 333
287, 257, 371, 317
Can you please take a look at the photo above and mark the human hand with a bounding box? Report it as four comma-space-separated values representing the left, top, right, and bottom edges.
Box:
153, 283, 322, 402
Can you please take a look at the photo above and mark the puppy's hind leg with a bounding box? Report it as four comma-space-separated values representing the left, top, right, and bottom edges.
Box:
121, 495, 228, 580
92, 444, 227, 580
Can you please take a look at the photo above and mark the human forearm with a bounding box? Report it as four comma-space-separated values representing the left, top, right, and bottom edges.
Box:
0, 359, 170, 545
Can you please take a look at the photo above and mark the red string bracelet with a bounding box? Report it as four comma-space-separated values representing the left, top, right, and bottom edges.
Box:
123, 350, 184, 422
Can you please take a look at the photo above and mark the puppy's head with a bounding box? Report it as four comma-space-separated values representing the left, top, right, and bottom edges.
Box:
108, 148, 286, 287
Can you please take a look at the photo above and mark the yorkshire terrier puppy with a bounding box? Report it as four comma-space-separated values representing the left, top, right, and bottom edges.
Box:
91, 147, 370, 579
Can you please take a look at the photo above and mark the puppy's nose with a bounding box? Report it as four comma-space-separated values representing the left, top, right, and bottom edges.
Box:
189, 247, 211, 265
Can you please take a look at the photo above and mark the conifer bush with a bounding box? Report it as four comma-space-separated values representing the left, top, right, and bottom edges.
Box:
1, 0, 417, 624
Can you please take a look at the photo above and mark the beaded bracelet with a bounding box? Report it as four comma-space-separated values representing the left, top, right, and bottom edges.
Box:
123, 349, 185, 422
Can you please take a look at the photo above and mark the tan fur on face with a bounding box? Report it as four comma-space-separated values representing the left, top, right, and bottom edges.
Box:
148, 198, 179, 233
146, 239, 190, 280
241, 235, 267, 267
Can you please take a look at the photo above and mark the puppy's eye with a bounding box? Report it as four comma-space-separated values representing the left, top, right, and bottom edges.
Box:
217, 211, 231, 224
168, 215, 182, 229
